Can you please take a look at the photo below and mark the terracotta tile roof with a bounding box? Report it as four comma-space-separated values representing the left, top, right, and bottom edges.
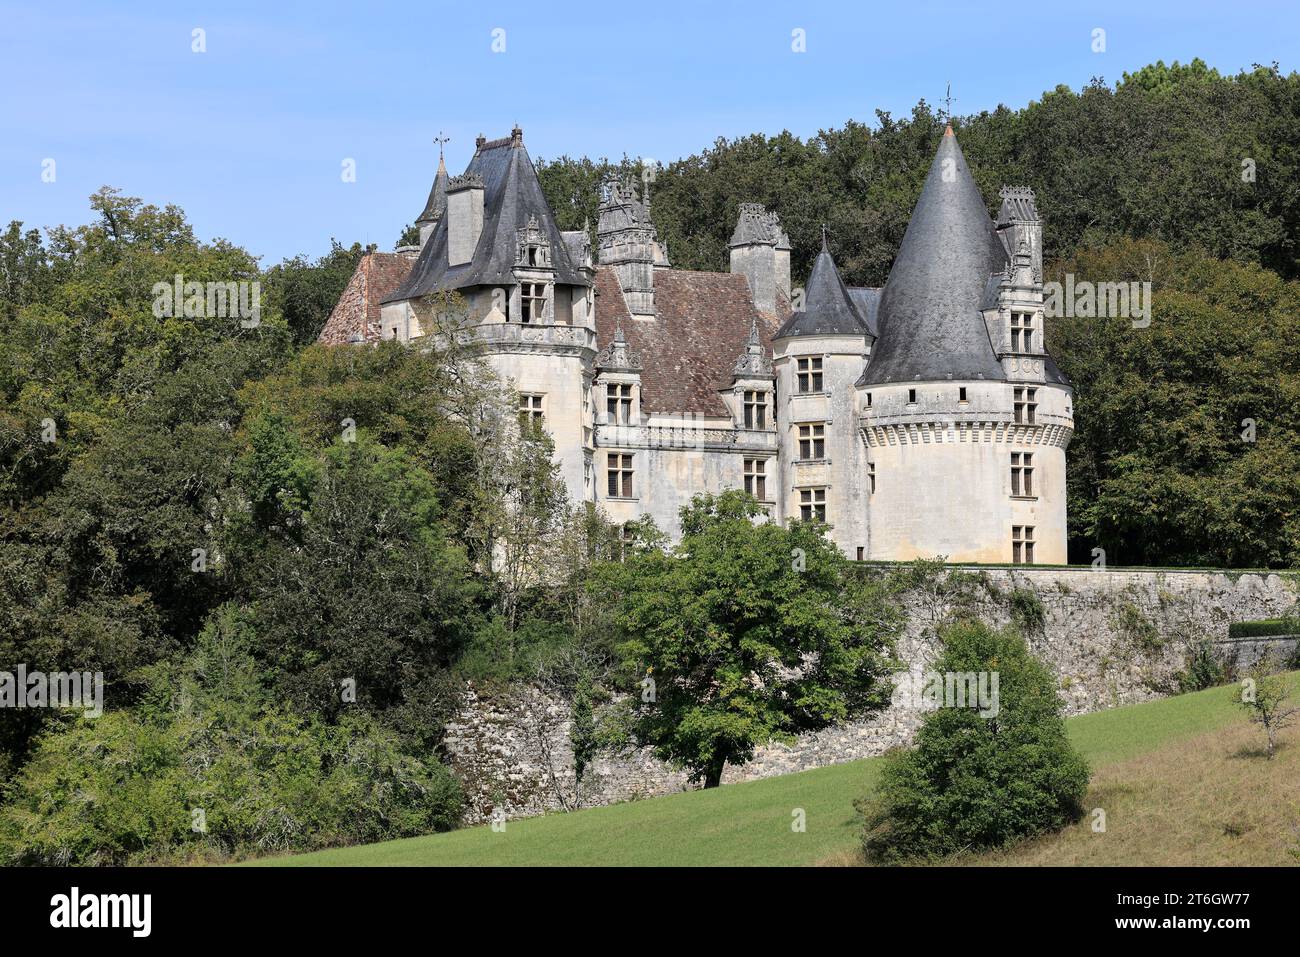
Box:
594, 266, 783, 416
316, 251, 416, 345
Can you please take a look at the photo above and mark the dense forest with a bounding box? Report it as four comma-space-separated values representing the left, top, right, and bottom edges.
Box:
1, 59, 1298, 863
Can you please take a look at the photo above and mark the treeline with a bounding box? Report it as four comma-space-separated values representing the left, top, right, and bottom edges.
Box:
536, 60, 1300, 566
538, 60, 1300, 286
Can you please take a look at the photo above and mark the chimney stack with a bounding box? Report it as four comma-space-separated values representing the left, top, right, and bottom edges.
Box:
597, 177, 668, 318
446, 172, 485, 266
729, 204, 790, 315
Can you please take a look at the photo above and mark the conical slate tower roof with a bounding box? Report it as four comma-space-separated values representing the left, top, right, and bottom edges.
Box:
417, 154, 448, 225
859, 127, 1008, 385
774, 237, 872, 339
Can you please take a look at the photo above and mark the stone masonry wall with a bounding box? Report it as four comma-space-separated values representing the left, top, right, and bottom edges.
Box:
443, 567, 1299, 824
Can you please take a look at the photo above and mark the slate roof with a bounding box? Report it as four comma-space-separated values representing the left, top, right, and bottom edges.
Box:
387, 131, 588, 302
847, 287, 882, 337
417, 155, 449, 225
859, 127, 1010, 386
594, 266, 780, 416
316, 251, 416, 345
773, 240, 874, 340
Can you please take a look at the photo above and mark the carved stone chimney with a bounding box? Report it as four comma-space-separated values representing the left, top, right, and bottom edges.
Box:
729, 204, 790, 314
996, 186, 1042, 283
597, 177, 668, 318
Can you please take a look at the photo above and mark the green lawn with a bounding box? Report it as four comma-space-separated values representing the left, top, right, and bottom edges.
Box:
249, 675, 1297, 867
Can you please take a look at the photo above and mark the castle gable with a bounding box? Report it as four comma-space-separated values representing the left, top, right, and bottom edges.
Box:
317, 251, 415, 345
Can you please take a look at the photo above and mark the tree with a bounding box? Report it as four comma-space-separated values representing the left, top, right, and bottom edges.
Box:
1049, 238, 1300, 566
0, 609, 463, 865
861, 620, 1089, 862
597, 490, 896, 787
1236, 659, 1298, 759
395, 223, 420, 248
248, 436, 481, 748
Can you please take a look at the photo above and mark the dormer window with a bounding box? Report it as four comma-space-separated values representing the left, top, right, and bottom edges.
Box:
908, 388, 917, 404
520, 283, 548, 323
743, 390, 768, 429
1010, 312, 1034, 352
515, 215, 552, 269
607, 383, 632, 424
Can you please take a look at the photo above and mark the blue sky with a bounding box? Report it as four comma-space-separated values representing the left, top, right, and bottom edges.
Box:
2, 0, 1297, 264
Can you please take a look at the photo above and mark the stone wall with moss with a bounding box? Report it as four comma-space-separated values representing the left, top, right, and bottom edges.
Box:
444, 567, 1299, 824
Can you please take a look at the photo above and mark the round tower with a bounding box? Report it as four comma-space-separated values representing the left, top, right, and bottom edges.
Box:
857, 127, 1073, 564
772, 236, 874, 556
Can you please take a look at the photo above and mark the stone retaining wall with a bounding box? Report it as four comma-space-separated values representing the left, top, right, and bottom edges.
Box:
444, 567, 1298, 824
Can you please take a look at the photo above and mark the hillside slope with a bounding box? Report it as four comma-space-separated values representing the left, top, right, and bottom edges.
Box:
250, 674, 1299, 867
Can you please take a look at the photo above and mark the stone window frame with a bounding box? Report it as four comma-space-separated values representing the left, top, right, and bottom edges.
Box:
743, 456, 771, 502
798, 486, 827, 523
1012, 524, 1036, 564
796, 422, 826, 461
1013, 386, 1038, 424
1010, 450, 1035, 498
520, 282, 549, 323
518, 392, 545, 426
743, 389, 769, 430
606, 452, 635, 499
1010, 311, 1035, 353
606, 383, 633, 425
795, 356, 824, 393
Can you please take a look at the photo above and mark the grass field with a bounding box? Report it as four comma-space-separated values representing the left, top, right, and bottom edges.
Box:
250, 673, 1300, 867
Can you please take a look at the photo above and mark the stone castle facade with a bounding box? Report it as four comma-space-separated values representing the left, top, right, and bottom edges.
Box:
319, 124, 1074, 563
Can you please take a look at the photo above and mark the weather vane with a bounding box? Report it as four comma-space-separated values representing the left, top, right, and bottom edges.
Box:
433, 131, 450, 160
943, 83, 956, 125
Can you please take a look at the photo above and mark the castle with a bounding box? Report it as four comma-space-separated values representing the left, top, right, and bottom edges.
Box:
319, 124, 1074, 563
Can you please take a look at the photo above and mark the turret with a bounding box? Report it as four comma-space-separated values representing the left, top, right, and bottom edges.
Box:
771, 236, 872, 551
416, 150, 449, 249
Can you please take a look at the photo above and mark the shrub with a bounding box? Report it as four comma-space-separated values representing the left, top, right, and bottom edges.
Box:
1008, 587, 1046, 634
1113, 601, 1163, 651
1228, 618, 1300, 640
861, 620, 1089, 862
1177, 640, 1227, 692
0, 613, 463, 865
